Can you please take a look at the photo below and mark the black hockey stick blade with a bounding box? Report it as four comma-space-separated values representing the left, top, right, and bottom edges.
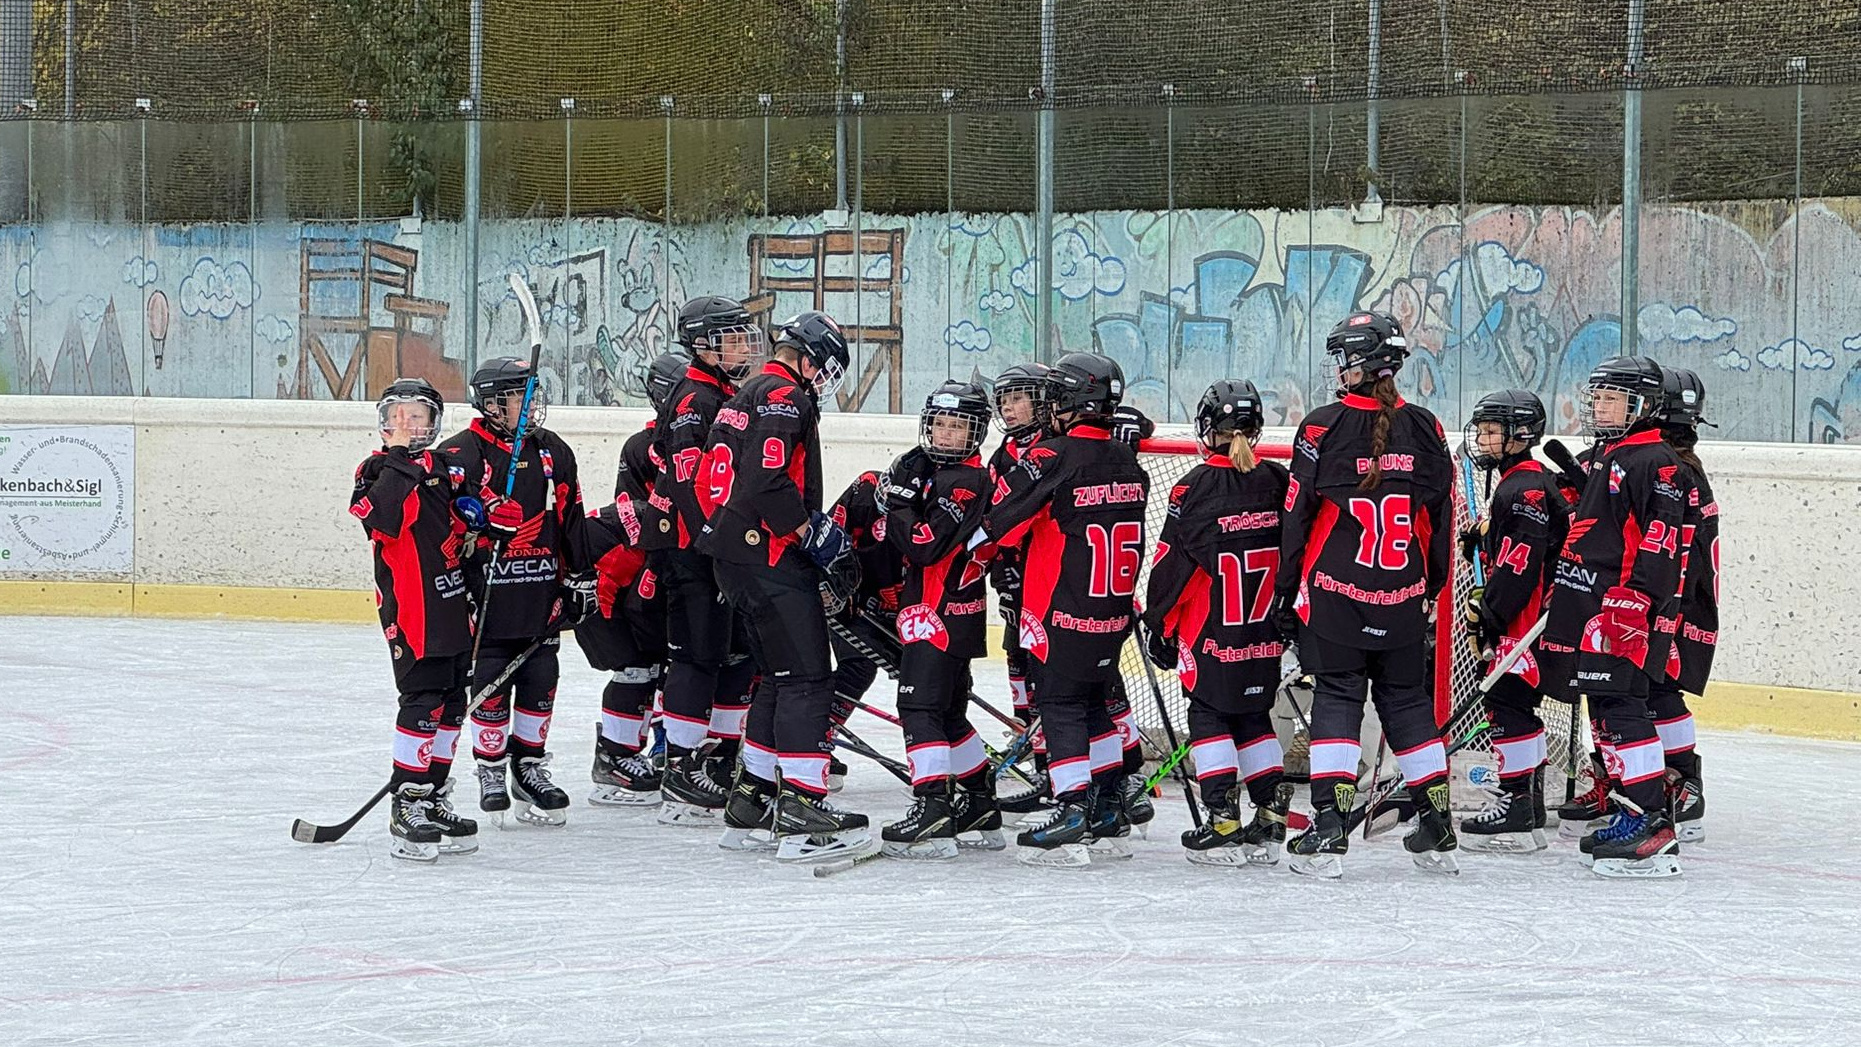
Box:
290, 782, 391, 844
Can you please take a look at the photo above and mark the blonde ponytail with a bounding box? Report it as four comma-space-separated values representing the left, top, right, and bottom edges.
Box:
1227, 431, 1258, 473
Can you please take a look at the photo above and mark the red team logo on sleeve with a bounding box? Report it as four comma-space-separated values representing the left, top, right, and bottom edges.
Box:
1018, 608, 1050, 661
897, 604, 951, 651
1521, 488, 1545, 510
1175, 636, 1198, 691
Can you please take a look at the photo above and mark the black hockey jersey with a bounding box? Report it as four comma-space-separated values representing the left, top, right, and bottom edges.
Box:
1667, 461, 1719, 694
1278, 393, 1453, 649
695, 360, 824, 567
436, 419, 589, 641
831, 470, 908, 620
1142, 456, 1290, 698
1476, 459, 1570, 689
1543, 427, 1688, 693
888, 457, 991, 659
616, 422, 661, 503
985, 431, 1049, 614
350, 447, 474, 661
985, 424, 1150, 680
641, 363, 735, 551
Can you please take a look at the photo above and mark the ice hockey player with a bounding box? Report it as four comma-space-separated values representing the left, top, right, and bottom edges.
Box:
980, 351, 1150, 867
350, 378, 477, 862
438, 357, 589, 828
1648, 367, 1716, 844
573, 351, 687, 807
874, 378, 997, 859
1141, 379, 1294, 867
640, 297, 765, 825
820, 465, 907, 791
1275, 312, 1456, 878
697, 310, 867, 863
985, 362, 1055, 812
1544, 356, 1688, 878
1455, 389, 1569, 852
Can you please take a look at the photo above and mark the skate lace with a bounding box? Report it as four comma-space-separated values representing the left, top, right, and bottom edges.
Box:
1002, 769, 1049, 799
401, 792, 440, 831
1467, 791, 1514, 825
1595, 808, 1646, 843
517, 755, 557, 791
616, 753, 657, 778
1026, 802, 1072, 833
476, 763, 506, 790
684, 761, 729, 799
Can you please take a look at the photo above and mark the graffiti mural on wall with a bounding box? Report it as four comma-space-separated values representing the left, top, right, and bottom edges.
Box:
5, 201, 1861, 443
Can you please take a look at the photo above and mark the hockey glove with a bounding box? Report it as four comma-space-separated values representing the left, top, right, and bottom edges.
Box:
819, 552, 862, 615
1144, 627, 1177, 671
1458, 519, 1487, 566
800, 510, 853, 572
1110, 404, 1156, 449
561, 570, 599, 625
1462, 586, 1504, 660
1271, 594, 1302, 645
452, 495, 489, 533
1596, 585, 1652, 667
485, 496, 524, 541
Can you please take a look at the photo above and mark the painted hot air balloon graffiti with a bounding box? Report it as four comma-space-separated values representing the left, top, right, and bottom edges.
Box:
147, 290, 171, 369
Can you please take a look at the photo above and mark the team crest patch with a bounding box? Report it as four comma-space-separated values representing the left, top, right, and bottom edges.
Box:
897, 604, 951, 651
1018, 607, 1050, 662
1175, 636, 1198, 691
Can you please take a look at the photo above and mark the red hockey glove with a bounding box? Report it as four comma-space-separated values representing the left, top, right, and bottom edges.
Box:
1597, 585, 1651, 667
486, 496, 524, 541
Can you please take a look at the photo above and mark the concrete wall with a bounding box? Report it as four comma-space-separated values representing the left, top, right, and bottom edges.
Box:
2, 395, 1857, 696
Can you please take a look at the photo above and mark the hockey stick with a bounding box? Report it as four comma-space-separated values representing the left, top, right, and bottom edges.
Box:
993, 714, 1042, 781
833, 726, 913, 786
841, 695, 903, 728
463, 273, 546, 690
1132, 619, 1202, 829
289, 637, 544, 845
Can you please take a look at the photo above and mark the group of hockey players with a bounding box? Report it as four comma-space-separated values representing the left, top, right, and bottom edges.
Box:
348, 296, 1717, 879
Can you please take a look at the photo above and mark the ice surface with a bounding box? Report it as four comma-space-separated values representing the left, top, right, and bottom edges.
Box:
4, 616, 1859, 1047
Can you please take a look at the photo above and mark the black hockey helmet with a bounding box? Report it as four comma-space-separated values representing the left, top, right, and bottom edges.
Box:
1047, 351, 1124, 423
1581, 355, 1665, 440
1463, 388, 1547, 470
677, 295, 764, 380
1194, 379, 1264, 453
920, 377, 992, 465
470, 356, 544, 437
992, 361, 1053, 440
645, 351, 688, 412
1659, 367, 1712, 429
772, 310, 852, 398
1326, 311, 1409, 393
377, 376, 445, 452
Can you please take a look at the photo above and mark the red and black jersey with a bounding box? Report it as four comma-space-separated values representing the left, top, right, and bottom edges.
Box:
641, 363, 735, 551
350, 447, 474, 661
1543, 427, 1689, 684
1142, 456, 1290, 698
888, 458, 991, 659
1667, 461, 1719, 694
1477, 459, 1570, 688
1278, 394, 1453, 649
616, 421, 661, 503
831, 470, 907, 620
985, 423, 1149, 680
695, 360, 823, 567
985, 431, 1049, 611
435, 419, 589, 642
581, 495, 660, 624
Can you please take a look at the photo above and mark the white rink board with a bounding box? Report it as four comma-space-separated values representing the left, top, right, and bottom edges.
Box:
4, 616, 1860, 1047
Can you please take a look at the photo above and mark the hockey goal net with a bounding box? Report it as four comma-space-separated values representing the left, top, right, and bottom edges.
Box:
1123, 437, 1580, 812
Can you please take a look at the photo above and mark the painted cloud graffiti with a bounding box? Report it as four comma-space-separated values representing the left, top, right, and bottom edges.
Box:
178, 259, 257, 320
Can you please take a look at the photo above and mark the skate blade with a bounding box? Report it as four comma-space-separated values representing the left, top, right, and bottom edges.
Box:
1460, 829, 1547, 854
881, 837, 960, 861
776, 830, 878, 864
1411, 849, 1461, 876
657, 801, 723, 826
588, 786, 662, 807
437, 838, 479, 856
1016, 842, 1091, 869
1184, 845, 1254, 868
1288, 852, 1344, 879
1559, 817, 1606, 840
511, 803, 567, 828
390, 840, 440, 863
956, 828, 1006, 851
1676, 823, 1705, 844
1086, 836, 1134, 861
1242, 842, 1282, 867
1590, 854, 1682, 879
717, 826, 777, 852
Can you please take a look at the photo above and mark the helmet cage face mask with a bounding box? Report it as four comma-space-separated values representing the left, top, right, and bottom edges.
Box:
708, 323, 768, 381
920, 392, 989, 464
810, 354, 847, 399
479, 383, 545, 438
378, 392, 443, 452
1579, 381, 1649, 441
992, 376, 1051, 438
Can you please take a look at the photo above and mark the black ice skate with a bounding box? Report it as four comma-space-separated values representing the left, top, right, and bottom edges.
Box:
1666, 769, 1705, 844
428, 780, 479, 856
1459, 784, 1547, 854
1586, 804, 1682, 879
951, 779, 1006, 851
1014, 797, 1092, 869
590, 728, 663, 807
658, 752, 728, 826
999, 768, 1053, 816
1558, 757, 1615, 838
881, 791, 959, 861
1120, 773, 1155, 838
773, 789, 876, 864
1181, 786, 1249, 868
718, 774, 778, 852
506, 754, 569, 827
1084, 782, 1134, 861
476, 758, 511, 813
389, 782, 441, 863
1287, 805, 1351, 879
1403, 782, 1460, 875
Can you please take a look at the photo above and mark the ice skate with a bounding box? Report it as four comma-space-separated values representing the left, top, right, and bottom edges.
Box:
428, 780, 479, 856
590, 729, 662, 807
1000, 767, 1053, 816
388, 782, 441, 863
773, 789, 877, 864
1287, 805, 1350, 879
506, 754, 569, 827
1120, 772, 1154, 839
658, 752, 727, 826
1181, 787, 1249, 868
476, 757, 511, 814
717, 774, 778, 852
950, 779, 1006, 851
1235, 781, 1295, 867
1404, 783, 1461, 875
1459, 785, 1547, 854
1666, 769, 1705, 844
881, 791, 959, 861
1014, 798, 1091, 868
1558, 757, 1614, 838
1084, 782, 1134, 860
1587, 804, 1682, 879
